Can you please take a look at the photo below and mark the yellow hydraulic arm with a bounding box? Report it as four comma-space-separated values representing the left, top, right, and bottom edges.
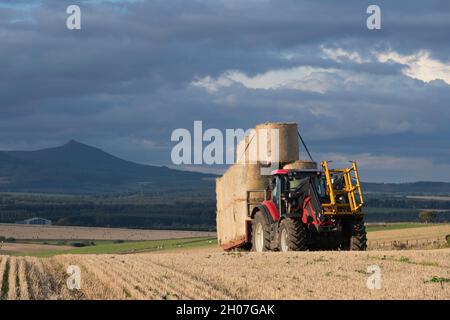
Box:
321, 161, 364, 215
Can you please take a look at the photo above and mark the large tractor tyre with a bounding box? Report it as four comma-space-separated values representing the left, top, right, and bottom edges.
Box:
252, 212, 271, 252
342, 219, 367, 251
278, 218, 308, 252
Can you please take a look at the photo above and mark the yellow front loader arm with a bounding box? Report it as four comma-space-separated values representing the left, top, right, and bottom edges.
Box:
321, 161, 364, 215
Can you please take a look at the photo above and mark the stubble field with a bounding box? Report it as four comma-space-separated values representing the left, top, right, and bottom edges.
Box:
367, 224, 450, 242
1, 248, 449, 300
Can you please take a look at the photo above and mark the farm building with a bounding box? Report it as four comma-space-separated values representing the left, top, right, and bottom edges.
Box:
17, 217, 52, 225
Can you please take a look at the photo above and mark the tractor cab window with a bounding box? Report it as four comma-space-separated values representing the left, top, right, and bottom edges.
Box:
287, 172, 315, 190
315, 175, 327, 198
287, 171, 327, 199
271, 176, 281, 209
331, 173, 345, 190
288, 176, 301, 190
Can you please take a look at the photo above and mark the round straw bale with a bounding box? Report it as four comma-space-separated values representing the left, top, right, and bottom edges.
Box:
283, 160, 318, 170
254, 122, 299, 164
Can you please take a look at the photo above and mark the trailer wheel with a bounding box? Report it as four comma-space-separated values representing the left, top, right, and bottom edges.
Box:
342, 219, 367, 251
252, 212, 271, 252
278, 218, 308, 252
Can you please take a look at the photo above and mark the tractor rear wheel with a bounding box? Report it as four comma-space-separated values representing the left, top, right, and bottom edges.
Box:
342, 218, 367, 251
252, 212, 271, 252
278, 218, 308, 252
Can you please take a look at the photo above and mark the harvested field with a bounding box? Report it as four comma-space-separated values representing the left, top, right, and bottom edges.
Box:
367, 224, 450, 242
0, 243, 72, 255
0, 249, 449, 300
0, 224, 215, 241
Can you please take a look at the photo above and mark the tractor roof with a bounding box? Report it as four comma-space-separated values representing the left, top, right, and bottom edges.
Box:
271, 169, 289, 175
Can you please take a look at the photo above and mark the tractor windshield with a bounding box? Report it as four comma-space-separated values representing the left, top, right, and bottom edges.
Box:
287, 172, 326, 198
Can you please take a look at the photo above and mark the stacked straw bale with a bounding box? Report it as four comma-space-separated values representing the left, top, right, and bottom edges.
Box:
283, 160, 318, 170
216, 122, 300, 248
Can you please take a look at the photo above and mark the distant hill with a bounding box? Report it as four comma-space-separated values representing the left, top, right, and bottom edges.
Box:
1, 140, 449, 195
0, 140, 214, 193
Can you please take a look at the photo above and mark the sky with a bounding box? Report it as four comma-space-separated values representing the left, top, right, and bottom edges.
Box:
1, 0, 450, 182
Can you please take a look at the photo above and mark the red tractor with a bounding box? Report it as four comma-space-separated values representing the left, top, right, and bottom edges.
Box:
246, 161, 367, 252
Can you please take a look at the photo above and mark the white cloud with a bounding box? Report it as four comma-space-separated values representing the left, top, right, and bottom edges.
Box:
191, 75, 233, 93
377, 50, 450, 85
322, 47, 368, 64
192, 66, 340, 94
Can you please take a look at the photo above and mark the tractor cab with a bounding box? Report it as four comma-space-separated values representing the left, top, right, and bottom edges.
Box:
268, 161, 364, 228
247, 160, 367, 252
270, 169, 323, 209
270, 168, 324, 228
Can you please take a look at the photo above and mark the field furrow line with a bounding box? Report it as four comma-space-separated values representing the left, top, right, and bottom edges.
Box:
86, 255, 146, 299
7, 257, 17, 300
58, 255, 119, 299
81, 255, 145, 299
92, 255, 163, 299
134, 255, 232, 299
99, 254, 198, 299
23, 257, 40, 299
0, 256, 8, 300
40, 257, 81, 299
55, 255, 118, 300
0, 257, 5, 288
145, 255, 297, 300
158, 261, 245, 299
24, 256, 55, 299
17, 257, 30, 300
97, 255, 189, 299
38, 258, 65, 299
128, 255, 203, 299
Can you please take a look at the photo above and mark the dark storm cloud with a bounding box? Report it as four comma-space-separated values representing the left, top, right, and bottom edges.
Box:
0, 0, 449, 181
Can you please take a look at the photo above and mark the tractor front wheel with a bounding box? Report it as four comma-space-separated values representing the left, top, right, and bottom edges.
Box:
278, 218, 308, 252
252, 212, 271, 252
342, 218, 367, 251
